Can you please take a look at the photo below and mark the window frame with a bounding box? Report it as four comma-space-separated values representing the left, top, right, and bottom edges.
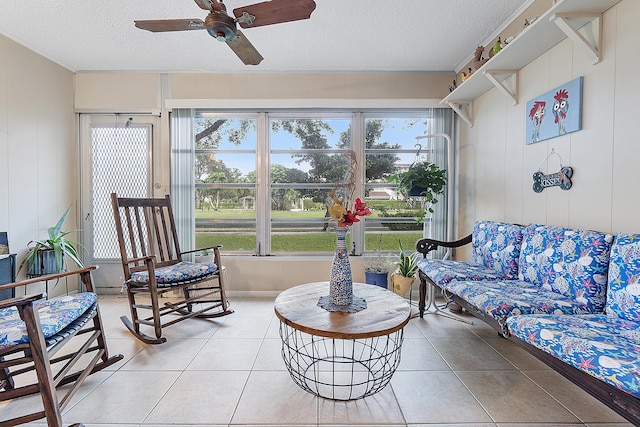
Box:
190, 108, 448, 256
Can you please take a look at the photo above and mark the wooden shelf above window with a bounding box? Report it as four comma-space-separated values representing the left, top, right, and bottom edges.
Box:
442, 0, 621, 127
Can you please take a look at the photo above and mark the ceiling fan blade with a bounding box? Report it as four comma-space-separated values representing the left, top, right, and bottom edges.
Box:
135, 19, 205, 32
226, 30, 264, 65
233, 0, 316, 28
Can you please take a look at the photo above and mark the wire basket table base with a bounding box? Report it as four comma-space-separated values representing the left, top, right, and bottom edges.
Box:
279, 321, 404, 400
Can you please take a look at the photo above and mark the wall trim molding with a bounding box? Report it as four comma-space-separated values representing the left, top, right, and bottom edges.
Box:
164, 98, 444, 110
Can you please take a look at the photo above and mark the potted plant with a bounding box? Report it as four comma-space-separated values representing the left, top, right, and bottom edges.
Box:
389, 161, 447, 223
364, 253, 392, 289
363, 233, 392, 288
18, 205, 84, 277
391, 239, 419, 297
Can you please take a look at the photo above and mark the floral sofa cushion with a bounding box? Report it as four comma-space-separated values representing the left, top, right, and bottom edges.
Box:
417, 259, 506, 287
517, 224, 613, 312
606, 233, 640, 322
507, 314, 640, 399
129, 261, 218, 287
417, 220, 524, 287
445, 279, 596, 333
471, 221, 524, 279
0, 292, 97, 351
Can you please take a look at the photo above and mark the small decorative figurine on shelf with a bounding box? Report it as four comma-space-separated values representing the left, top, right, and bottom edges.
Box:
448, 79, 457, 92
492, 37, 503, 56
474, 45, 489, 70
461, 67, 473, 82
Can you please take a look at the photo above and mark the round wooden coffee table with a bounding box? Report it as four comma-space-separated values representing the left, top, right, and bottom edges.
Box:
274, 281, 411, 400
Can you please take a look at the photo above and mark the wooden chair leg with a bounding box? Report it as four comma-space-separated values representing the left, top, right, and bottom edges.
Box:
20, 304, 64, 427
149, 285, 163, 341
0, 357, 15, 391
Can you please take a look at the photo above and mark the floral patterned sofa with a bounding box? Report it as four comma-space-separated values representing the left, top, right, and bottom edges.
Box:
417, 222, 613, 336
417, 223, 640, 424
507, 233, 640, 424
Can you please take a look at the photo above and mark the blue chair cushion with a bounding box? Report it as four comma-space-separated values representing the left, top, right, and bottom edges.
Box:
129, 261, 218, 287
0, 292, 97, 351
507, 314, 640, 399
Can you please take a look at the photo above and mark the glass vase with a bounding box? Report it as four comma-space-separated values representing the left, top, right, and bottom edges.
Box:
329, 226, 353, 305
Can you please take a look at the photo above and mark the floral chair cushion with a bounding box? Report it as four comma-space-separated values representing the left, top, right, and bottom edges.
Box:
129, 261, 218, 287
507, 314, 640, 399
606, 233, 640, 321
471, 221, 524, 279
417, 258, 506, 287
517, 224, 613, 312
0, 292, 97, 351
445, 279, 598, 333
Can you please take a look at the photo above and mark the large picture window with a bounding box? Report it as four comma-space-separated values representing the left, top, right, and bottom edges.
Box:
180, 109, 453, 256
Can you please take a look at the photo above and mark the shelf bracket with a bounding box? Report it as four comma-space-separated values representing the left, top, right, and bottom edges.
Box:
551, 13, 603, 64
483, 70, 518, 105
446, 101, 473, 128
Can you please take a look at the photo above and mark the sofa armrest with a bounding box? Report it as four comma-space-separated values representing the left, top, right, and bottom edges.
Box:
416, 234, 472, 258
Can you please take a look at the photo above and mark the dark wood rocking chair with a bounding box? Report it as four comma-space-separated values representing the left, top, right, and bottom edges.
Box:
111, 193, 233, 344
0, 266, 123, 427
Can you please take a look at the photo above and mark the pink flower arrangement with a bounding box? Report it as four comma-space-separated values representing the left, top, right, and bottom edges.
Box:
328, 195, 371, 227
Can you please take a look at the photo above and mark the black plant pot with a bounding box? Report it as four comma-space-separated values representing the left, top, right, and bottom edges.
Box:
407, 185, 426, 197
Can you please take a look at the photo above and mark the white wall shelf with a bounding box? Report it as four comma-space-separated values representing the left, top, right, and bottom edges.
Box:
442, 0, 621, 127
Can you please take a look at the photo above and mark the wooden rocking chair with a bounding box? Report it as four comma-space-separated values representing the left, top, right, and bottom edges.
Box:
0, 266, 123, 427
111, 193, 233, 344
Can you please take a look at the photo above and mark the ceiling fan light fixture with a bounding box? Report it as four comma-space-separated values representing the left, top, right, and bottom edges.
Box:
205, 12, 237, 42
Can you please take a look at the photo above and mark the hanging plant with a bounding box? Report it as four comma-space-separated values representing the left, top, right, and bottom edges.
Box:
389, 161, 447, 223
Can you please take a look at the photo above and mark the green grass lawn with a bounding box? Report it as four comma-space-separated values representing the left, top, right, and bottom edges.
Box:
195, 208, 424, 253
196, 231, 422, 253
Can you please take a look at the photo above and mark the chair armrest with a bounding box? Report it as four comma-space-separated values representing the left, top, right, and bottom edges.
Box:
124, 255, 156, 264
416, 234, 473, 257
0, 266, 98, 293
0, 292, 46, 310
181, 245, 222, 256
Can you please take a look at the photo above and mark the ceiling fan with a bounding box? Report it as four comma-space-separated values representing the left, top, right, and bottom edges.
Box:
134, 0, 316, 66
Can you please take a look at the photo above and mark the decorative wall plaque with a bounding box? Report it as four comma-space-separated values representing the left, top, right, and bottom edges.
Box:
533, 149, 573, 193
533, 166, 573, 193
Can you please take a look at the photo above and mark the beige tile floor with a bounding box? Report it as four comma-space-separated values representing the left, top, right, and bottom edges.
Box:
2, 295, 634, 427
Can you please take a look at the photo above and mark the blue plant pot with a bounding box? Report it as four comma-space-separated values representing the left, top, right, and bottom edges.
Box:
364, 271, 388, 289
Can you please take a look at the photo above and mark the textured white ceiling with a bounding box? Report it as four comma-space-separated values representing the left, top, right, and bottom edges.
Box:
0, 0, 529, 73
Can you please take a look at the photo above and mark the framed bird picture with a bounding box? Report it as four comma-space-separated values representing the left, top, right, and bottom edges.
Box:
525, 76, 583, 145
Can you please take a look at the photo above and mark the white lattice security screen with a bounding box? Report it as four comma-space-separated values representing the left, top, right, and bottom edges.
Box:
91, 125, 151, 259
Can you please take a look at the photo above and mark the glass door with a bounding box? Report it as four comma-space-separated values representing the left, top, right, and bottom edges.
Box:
79, 114, 158, 293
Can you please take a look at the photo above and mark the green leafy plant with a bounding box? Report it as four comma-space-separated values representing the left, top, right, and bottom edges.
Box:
394, 239, 419, 278
19, 205, 85, 274
389, 161, 447, 223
